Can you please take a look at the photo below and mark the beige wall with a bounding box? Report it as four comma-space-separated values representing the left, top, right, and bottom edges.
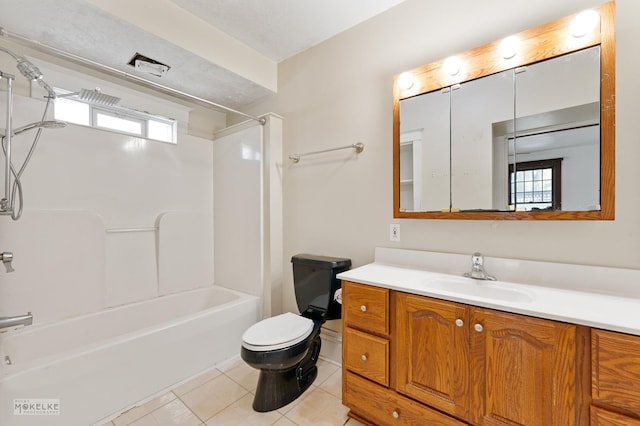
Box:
243, 0, 640, 316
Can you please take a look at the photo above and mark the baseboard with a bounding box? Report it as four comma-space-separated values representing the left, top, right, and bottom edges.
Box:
319, 327, 342, 365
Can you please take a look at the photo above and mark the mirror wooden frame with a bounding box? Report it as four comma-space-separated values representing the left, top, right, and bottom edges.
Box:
393, 1, 615, 220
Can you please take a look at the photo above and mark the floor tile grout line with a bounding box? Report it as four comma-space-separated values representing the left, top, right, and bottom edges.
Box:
176, 371, 253, 424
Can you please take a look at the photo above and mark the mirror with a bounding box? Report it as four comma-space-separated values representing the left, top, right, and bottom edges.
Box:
393, 2, 615, 220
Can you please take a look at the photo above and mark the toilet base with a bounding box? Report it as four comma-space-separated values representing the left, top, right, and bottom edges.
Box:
252, 333, 321, 412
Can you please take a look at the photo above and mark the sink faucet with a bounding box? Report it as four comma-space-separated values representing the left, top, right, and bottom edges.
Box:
0, 312, 33, 330
464, 252, 496, 281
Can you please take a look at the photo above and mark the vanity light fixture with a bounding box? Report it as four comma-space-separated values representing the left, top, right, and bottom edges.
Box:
443, 56, 462, 76
499, 35, 520, 59
397, 72, 414, 90
570, 9, 600, 38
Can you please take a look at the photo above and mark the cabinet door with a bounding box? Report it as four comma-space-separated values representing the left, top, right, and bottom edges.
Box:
592, 329, 640, 415
591, 405, 640, 426
469, 308, 587, 426
396, 293, 470, 419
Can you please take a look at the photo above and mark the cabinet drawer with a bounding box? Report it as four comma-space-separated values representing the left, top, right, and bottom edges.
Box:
591, 405, 640, 426
343, 281, 389, 335
344, 327, 389, 386
344, 372, 466, 426
593, 329, 640, 414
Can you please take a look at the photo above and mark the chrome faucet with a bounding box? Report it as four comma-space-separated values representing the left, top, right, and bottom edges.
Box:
0, 312, 33, 330
463, 252, 496, 281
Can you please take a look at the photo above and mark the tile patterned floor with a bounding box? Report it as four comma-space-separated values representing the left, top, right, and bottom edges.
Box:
101, 357, 365, 426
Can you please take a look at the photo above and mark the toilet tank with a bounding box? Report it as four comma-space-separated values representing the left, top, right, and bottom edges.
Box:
291, 254, 351, 322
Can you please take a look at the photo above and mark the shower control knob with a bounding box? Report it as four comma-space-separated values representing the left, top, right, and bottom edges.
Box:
360, 305, 367, 312
0, 252, 14, 273
474, 323, 484, 333
455, 319, 464, 327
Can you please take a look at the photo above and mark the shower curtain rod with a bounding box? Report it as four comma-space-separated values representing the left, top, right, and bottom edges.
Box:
0, 28, 266, 125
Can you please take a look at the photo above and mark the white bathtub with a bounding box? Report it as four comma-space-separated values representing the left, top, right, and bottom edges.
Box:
0, 286, 261, 426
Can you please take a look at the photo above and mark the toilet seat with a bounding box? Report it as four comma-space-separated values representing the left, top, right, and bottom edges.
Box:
242, 312, 314, 351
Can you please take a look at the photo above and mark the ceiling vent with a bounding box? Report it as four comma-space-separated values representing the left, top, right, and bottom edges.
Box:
127, 53, 171, 78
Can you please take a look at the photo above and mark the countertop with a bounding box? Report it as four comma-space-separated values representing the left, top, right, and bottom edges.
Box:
337, 247, 640, 336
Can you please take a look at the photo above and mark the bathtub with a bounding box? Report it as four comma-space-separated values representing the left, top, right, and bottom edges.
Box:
0, 286, 261, 426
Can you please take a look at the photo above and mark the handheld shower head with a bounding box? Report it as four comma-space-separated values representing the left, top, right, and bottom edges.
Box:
15, 120, 66, 135
1, 121, 66, 138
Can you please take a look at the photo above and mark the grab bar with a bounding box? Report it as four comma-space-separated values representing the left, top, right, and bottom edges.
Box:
0, 312, 32, 330
288, 142, 364, 163
105, 227, 158, 233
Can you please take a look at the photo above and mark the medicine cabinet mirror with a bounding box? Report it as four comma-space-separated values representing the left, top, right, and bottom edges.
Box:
393, 2, 614, 220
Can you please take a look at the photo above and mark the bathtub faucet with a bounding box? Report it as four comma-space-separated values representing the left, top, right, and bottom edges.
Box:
0, 312, 32, 330
1, 251, 14, 272
463, 252, 496, 281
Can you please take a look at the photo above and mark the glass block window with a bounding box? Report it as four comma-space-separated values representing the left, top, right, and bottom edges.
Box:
509, 159, 562, 211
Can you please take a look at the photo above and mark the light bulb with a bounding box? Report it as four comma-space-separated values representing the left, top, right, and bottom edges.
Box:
570, 9, 599, 38
499, 36, 520, 59
443, 56, 461, 76
397, 72, 414, 90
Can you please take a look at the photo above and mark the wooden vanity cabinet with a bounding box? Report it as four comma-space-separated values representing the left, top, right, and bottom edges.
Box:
343, 282, 590, 426
592, 329, 640, 424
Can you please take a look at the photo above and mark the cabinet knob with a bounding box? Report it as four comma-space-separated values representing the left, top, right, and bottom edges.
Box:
361, 354, 368, 361
360, 305, 367, 312
474, 323, 484, 332
392, 410, 399, 419
455, 318, 464, 327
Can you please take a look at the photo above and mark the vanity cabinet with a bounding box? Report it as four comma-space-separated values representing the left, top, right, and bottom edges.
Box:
592, 329, 640, 424
343, 282, 590, 426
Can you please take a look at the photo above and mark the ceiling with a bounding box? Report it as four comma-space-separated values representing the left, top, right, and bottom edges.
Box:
0, 0, 405, 112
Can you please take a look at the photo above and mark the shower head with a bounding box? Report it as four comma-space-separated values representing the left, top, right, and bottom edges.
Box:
58, 88, 121, 107
78, 89, 121, 107
5, 121, 67, 137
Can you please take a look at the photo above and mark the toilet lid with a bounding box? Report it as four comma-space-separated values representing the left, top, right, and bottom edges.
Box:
242, 312, 314, 351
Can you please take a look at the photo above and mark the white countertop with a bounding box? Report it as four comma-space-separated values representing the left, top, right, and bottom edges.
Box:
337, 247, 640, 336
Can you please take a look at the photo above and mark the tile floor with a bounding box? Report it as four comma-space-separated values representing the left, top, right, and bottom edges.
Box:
100, 357, 365, 426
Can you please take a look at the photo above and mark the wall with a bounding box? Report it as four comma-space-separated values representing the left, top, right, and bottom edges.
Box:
243, 0, 640, 318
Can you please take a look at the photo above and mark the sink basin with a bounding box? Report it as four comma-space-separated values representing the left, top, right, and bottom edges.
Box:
424, 276, 534, 303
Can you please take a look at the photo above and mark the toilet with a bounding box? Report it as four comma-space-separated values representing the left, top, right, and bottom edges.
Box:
241, 254, 351, 412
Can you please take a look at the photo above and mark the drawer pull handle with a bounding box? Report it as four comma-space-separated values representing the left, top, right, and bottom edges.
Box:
360, 305, 367, 312
361, 354, 368, 361
474, 323, 484, 333
455, 318, 464, 327
392, 410, 399, 419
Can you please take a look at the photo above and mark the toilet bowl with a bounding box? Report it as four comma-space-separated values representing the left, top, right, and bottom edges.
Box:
241, 254, 350, 412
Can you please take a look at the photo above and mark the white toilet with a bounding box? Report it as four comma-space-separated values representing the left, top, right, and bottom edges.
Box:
241, 254, 351, 412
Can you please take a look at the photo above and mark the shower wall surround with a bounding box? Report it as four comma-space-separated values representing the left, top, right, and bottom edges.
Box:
0, 92, 243, 325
